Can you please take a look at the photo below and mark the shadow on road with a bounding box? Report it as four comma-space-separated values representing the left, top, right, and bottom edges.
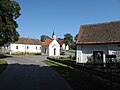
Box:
47, 63, 120, 90
0, 63, 72, 90
0, 62, 120, 90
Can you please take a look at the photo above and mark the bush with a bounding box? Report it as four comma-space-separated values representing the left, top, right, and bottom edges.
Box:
69, 54, 72, 60
59, 57, 66, 60
72, 55, 76, 60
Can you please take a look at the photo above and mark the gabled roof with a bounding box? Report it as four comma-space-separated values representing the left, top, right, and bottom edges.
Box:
14, 37, 41, 45
41, 38, 53, 46
76, 21, 120, 45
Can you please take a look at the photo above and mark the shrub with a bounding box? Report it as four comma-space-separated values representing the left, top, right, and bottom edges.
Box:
68, 54, 72, 60
72, 55, 76, 60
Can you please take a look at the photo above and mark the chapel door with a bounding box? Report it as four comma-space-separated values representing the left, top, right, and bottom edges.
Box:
54, 48, 56, 55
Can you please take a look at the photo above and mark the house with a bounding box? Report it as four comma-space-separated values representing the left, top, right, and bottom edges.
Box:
2, 37, 42, 54
65, 44, 69, 50
59, 41, 69, 51
59, 41, 69, 50
41, 32, 60, 56
76, 21, 120, 63
59, 41, 66, 50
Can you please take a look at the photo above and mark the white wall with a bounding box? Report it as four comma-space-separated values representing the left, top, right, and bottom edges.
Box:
76, 45, 82, 63
76, 44, 120, 63
41, 46, 49, 55
62, 43, 65, 50
65, 45, 69, 50
10, 43, 41, 54
49, 39, 60, 56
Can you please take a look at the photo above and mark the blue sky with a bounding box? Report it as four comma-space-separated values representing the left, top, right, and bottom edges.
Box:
16, 0, 120, 39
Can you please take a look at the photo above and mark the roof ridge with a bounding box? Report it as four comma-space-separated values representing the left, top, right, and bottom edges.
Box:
81, 20, 120, 26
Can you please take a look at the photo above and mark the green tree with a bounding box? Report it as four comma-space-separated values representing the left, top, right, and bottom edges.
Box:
71, 42, 76, 50
0, 0, 21, 46
40, 35, 50, 42
64, 33, 73, 49
57, 38, 63, 42
74, 34, 78, 41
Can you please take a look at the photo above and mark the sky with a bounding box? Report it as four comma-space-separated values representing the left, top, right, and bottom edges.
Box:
16, 0, 120, 39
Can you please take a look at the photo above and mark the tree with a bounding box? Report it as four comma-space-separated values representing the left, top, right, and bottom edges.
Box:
64, 33, 73, 45
0, 0, 21, 46
57, 38, 63, 42
74, 34, 78, 42
40, 35, 50, 42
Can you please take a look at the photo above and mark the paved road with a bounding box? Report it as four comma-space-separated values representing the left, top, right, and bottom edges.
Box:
0, 56, 72, 90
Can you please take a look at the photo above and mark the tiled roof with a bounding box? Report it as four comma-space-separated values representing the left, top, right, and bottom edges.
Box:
41, 38, 53, 46
76, 21, 120, 45
14, 37, 41, 45
59, 41, 64, 46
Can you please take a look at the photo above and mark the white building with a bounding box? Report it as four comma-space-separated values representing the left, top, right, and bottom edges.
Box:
76, 21, 120, 63
59, 41, 66, 50
65, 44, 69, 50
2, 37, 42, 54
59, 41, 69, 51
41, 32, 60, 56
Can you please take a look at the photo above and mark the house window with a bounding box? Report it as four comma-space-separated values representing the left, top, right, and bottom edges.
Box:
16, 46, 18, 49
40, 47, 41, 50
36, 47, 37, 49
27, 46, 29, 49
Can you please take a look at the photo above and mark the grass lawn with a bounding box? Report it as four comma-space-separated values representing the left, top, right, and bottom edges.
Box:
0, 60, 8, 74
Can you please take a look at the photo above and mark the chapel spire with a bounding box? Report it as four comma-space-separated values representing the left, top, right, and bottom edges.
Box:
52, 31, 56, 39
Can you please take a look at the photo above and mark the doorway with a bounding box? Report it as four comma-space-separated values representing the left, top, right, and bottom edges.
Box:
93, 51, 103, 64
54, 48, 56, 55
45, 48, 46, 54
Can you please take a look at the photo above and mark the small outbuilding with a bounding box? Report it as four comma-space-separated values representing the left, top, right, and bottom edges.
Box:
76, 21, 120, 63
59, 41, 69, 51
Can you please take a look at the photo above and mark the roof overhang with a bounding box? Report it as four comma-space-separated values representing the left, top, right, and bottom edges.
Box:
76, 41, 120, 45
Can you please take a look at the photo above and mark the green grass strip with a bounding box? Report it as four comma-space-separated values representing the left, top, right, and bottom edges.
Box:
0, 60, 8, 74
43, 60, 69, 67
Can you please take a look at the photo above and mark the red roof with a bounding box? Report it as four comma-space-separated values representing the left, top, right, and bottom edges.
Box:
14, 37, 41, 45
41, 38, 53, 46
76, 20, 120, 45
59, 41, 64, 47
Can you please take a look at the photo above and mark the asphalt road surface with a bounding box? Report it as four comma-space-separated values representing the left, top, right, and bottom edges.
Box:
0, 56, 72, 90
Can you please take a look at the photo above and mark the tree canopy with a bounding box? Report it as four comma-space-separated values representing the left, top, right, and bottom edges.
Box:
74, 34, 78, 41
57, 38, 63, 42
40, 35, 50, 42
64, 33, 73, 45
0, 0, 21, 46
